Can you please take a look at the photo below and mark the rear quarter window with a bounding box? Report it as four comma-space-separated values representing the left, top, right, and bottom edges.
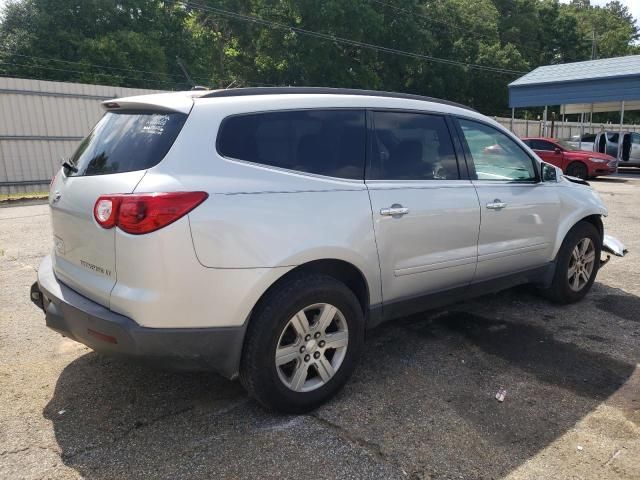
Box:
217, 109, 366, 179
67, 111, 187, 176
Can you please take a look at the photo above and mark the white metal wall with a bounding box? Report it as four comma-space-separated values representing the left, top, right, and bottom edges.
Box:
0, 77, 163, 194
495, 117, 640, 139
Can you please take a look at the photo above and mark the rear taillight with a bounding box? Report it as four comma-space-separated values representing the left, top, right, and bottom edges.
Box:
93, 192, 208, 234
49, 171, 57, 191
94, 197, 119, 228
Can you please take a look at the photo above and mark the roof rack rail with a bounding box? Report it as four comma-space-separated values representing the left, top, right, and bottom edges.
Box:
200, 87, 474, 111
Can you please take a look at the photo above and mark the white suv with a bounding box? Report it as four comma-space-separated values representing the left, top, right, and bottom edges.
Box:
31, 87, 626, 413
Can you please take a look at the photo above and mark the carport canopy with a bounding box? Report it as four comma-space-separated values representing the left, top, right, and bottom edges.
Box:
508, 55, 640, 153
509, 55, 640, 112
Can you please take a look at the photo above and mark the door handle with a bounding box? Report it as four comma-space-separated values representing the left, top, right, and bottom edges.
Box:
486, 199, 507, 210
380, 205, 409, 217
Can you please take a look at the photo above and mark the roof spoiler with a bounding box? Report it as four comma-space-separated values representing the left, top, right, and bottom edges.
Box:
101, 92, 195, 115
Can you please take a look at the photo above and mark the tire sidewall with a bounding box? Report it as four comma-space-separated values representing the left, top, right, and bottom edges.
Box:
567, 162, 588, 180
244, 276, 364, 412
554, 222, 601, 302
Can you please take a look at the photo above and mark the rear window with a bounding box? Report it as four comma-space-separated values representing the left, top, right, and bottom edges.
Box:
66, 111, 187, 176
217, 110, 366, 179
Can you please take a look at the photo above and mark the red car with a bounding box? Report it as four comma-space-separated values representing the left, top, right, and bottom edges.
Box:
521, 137, 617, 180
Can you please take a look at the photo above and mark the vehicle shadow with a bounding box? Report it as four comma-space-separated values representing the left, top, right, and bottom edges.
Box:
591, 176, 629, 183
616, 168, 640, 176
44, 284, 639, 479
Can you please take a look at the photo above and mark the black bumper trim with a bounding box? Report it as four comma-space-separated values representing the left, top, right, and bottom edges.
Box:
33, 255, 246, 379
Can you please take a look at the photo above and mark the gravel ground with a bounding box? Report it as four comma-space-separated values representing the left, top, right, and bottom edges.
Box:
1, 172, 639, 480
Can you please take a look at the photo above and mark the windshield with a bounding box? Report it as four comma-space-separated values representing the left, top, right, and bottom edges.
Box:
66, 111, 187, 176
556, 139, 579, 151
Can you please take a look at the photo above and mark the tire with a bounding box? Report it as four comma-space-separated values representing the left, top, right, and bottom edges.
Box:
566, 161, 588, 180
240, 273, 365, 413
542, 221, 601, 304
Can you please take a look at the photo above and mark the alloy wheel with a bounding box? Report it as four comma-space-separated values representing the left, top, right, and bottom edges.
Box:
275, 303, 349, 392
568, 238, 596, 292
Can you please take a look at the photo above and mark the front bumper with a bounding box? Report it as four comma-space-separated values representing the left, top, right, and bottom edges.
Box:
31, 255, 245, 379
600, 234, 628, 268
593, 167, 617, 175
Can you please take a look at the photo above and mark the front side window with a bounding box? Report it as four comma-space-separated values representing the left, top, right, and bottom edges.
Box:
67, 111, 187, 176
631, 133, 640, 144
217, 110, 365, 179
458, 119, 537, 182
368, 111, 459, 180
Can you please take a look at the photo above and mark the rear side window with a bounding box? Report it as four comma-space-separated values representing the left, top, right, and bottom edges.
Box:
368, 111, 459, 180
67, 111, 187, 176
217, 110, 366, 179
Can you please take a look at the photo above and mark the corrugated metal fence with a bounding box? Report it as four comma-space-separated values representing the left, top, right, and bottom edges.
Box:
2, 77, 639, 194
0, 77, 162, 194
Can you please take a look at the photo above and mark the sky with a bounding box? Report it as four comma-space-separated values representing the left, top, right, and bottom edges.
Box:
560, 0, 640, 27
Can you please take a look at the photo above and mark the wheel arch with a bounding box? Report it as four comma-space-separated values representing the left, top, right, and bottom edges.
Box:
553, 213, 604, 259
580, 214, 604, 240
252, 259, 371, 317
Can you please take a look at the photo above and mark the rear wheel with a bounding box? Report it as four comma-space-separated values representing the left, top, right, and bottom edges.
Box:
566, 161, 588, 180
240, 273, 364, 413
542, 221, 601, 304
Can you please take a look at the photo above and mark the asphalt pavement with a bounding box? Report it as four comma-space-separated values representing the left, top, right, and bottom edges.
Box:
1, 172, 639, 479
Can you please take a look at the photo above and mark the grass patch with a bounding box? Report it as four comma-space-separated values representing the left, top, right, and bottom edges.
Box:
0, 191, 49, 202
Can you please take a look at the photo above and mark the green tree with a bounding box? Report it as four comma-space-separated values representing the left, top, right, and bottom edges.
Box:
1, 0, 639, 115
0, 0, 198, 89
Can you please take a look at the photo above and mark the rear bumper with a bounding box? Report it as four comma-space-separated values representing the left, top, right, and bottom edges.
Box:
31, 255, 245, 379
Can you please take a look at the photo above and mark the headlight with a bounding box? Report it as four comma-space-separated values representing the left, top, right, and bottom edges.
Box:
588, 157, 607, 163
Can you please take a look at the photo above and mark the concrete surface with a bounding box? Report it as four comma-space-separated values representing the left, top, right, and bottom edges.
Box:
1, 172, 639, 480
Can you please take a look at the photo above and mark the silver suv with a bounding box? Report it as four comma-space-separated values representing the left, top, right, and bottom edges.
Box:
31, 87, 626, 413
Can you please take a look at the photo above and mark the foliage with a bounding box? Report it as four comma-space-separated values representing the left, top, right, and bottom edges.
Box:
0, 0, 638, 115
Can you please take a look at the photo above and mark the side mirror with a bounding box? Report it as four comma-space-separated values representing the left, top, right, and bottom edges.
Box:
541, 162, 557, 182
554, 147, 562, 154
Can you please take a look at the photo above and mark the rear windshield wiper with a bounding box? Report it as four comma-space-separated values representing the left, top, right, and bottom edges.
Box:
62, 160, 78, 173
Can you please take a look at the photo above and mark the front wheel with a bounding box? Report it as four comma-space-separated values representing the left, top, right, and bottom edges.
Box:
566, 161, 588, 180
240, 273, 364, 413
542, 221, 601, 304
